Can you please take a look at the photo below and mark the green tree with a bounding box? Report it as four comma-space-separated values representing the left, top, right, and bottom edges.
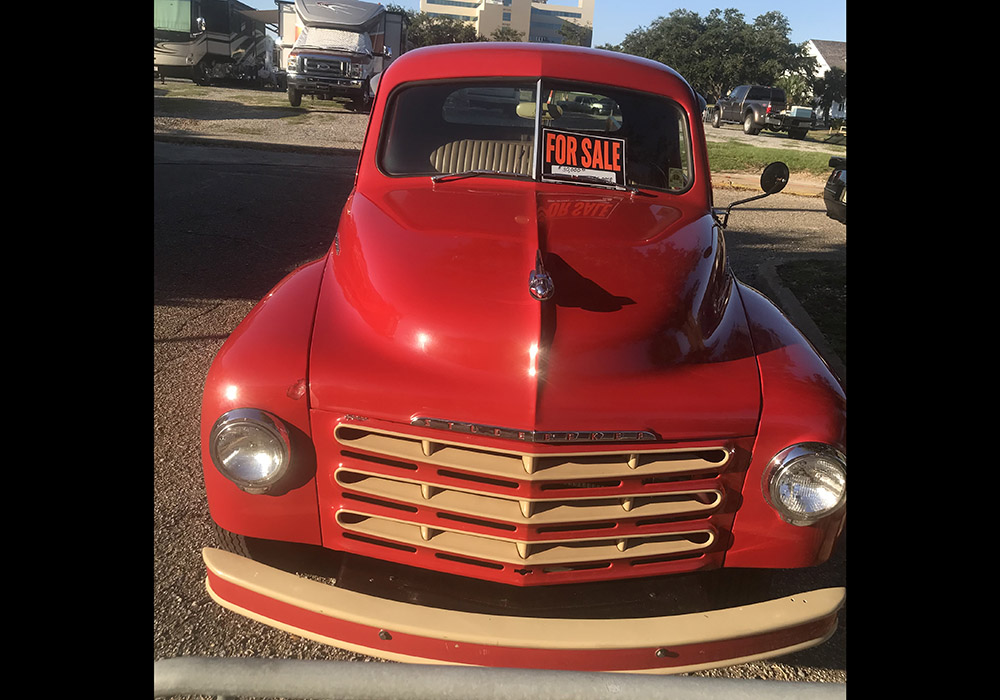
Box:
407, 12, 483, 48
490, 25, 525, 42
775, 73, 811, 106
559, 21, 593, 47
812, 67, 846, 122
616, 8, 816, 101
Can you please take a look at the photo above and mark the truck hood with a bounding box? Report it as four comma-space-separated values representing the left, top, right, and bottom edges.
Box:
308, 183, 761, 441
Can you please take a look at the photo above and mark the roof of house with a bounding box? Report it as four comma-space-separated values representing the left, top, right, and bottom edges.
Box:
810, 40, 846, 72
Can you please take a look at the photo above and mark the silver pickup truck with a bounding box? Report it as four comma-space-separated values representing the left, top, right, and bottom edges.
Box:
711, 85, 813, 140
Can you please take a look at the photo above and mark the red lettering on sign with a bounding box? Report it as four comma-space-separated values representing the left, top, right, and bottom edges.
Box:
575, 136, 623, 173
546, 132, 581, 167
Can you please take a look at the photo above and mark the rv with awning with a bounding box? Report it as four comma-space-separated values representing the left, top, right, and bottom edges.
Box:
154, 0, 279, 85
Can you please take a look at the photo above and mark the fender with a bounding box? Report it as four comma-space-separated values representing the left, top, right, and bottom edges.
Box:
725, 284, 847, 568
200, 258, 328, 545
746, 105, 765, 126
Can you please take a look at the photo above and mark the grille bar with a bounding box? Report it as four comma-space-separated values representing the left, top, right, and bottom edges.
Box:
336, 510, 716, 565
335, 425, 730, 480
336, 468, 722, 524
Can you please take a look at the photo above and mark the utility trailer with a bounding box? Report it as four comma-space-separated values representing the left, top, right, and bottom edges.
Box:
277, 0, 409, 110
154, 0, 280, 86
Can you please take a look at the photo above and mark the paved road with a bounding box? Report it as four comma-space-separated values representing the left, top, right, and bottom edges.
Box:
153, 141, 846, 685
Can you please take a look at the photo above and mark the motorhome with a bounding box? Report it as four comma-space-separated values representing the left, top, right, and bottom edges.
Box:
278, 0, 408, 109
154, 0, 278, 85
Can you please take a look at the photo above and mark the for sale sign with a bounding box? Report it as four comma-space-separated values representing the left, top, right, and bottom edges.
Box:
541, 128, 626, 188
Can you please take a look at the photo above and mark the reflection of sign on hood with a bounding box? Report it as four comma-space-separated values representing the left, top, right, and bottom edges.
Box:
538, 196, 621, 221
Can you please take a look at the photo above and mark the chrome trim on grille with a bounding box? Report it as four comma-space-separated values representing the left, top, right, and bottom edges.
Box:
412, 417, 657, 443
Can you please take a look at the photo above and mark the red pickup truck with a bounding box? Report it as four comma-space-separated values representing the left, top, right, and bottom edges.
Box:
200, 43, 846, 674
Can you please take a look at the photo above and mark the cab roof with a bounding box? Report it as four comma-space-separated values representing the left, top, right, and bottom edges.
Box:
378, 43, 698, 110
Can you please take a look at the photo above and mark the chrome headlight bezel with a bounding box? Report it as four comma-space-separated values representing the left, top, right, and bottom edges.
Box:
762, 443, 846, 526
209, 408, 291, 494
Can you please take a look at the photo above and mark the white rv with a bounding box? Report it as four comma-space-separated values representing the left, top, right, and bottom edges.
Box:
278, 0, 408, 110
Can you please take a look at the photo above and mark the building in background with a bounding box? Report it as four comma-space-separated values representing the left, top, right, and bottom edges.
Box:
420, 0, 594, 46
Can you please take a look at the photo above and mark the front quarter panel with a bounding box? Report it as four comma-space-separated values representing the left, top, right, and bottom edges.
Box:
725, 284, 847, 568
200, 259, 327, 545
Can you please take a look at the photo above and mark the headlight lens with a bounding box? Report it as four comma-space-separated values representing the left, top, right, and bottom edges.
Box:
210, 408, 290, 494
763, 443, 846, 526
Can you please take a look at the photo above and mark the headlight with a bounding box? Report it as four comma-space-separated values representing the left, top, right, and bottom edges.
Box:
763, 443, 846, 526
209, 408, 291, 494
287, 52, 299, 73
350, 62, 364, 78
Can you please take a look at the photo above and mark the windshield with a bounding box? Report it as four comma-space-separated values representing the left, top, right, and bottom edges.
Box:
378, 79, 693, 193
154, 0, 191, 32
293, 26, 372, 54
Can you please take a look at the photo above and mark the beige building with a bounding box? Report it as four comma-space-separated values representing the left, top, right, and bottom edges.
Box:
419, 0, 594, 46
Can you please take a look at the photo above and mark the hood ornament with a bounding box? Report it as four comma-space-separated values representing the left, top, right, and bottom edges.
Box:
528, 250, 554, 301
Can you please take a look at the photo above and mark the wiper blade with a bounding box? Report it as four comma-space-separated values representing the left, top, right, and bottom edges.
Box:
548, 173, 655, 197
431, 169, 523, 183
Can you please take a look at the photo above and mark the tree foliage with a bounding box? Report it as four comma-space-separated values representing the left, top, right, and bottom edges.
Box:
610, 8, 818, 102
405, 12, 484, 48
812, 66, 846, 119
490, 25, 525, 42
559, 21, 593, 47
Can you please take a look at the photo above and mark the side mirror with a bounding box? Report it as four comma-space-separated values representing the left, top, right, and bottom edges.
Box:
760, 161, 789, 194
713, 161, 790, 228
195, 17, 206, 34
382, 47, 392, 59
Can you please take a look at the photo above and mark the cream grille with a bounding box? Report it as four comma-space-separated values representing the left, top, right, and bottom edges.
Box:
332, 423, 733, 574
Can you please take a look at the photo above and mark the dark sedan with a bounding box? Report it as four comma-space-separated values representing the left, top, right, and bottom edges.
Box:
824, 157, 846, 224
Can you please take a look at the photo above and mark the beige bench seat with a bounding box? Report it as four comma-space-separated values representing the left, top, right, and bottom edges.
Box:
430, 139, 534, 177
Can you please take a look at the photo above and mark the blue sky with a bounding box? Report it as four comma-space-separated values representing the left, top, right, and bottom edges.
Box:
247, 1, 846, 47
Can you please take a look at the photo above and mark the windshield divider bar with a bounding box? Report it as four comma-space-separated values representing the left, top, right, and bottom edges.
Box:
532, 78, 542, 182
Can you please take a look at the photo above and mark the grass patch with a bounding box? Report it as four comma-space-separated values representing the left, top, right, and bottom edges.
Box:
157, 82, 292, 108
706, 141, 843, 176
776, 260, 846, 364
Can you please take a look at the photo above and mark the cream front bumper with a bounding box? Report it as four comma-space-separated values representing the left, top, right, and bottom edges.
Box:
204, 547, 844, 674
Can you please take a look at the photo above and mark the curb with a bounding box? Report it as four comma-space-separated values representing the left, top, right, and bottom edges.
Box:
154, 133, 360, 159
756, 261, 846, 388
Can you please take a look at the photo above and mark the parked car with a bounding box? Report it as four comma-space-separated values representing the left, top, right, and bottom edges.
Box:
824, 156, 846, 224
712, 84, 813, 139
199, 43, 846, 675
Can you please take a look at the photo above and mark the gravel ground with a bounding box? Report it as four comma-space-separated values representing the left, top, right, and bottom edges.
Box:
154, 80, 371, 152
